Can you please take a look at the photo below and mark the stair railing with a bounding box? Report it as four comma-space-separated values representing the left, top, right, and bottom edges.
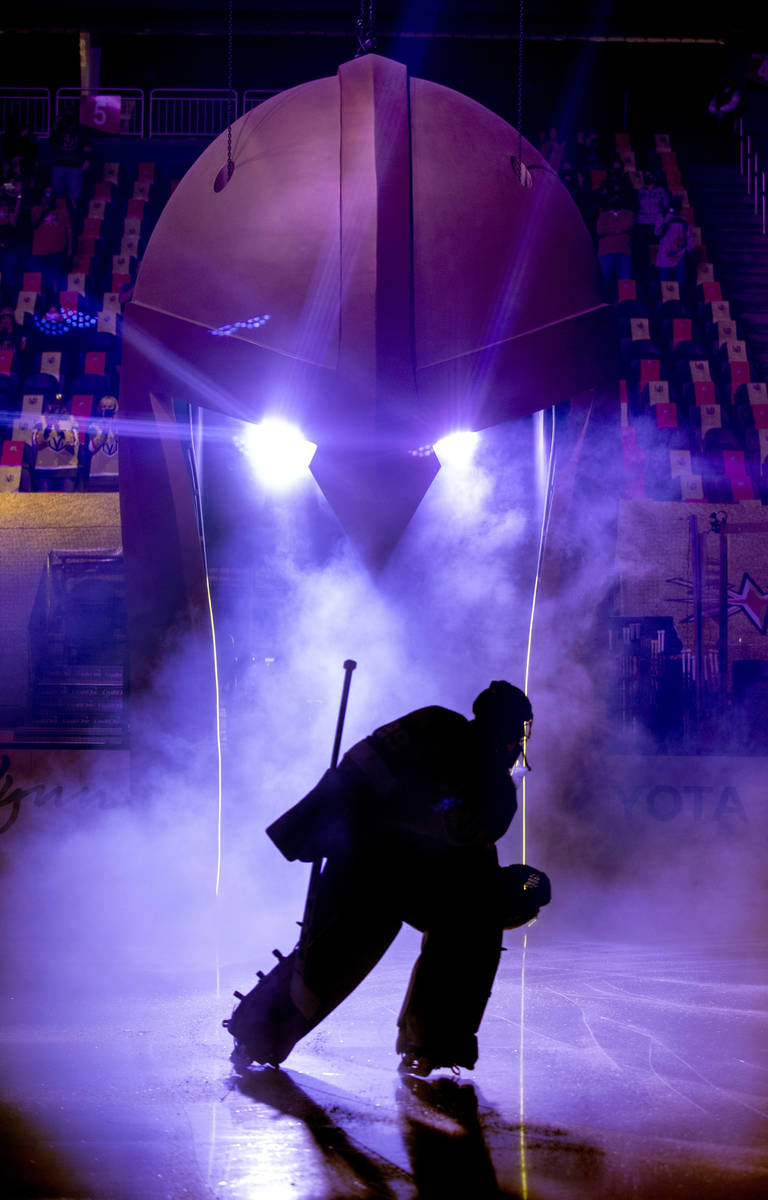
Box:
738, 117, 767, 235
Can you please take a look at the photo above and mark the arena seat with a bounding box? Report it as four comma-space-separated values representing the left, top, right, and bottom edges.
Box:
68, 373, 112, 404
0, 439, 25, 491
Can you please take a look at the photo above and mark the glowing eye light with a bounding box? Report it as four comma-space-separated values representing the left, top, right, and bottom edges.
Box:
433, 430, 479, 466
244, 417, 316, 490
210, 313, 271, 337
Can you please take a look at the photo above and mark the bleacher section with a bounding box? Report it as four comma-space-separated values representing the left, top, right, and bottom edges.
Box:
0, 160, 172, 492
605, 132, 767, 506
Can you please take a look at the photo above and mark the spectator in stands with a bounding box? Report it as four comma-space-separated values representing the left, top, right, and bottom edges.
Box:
85, 395, 119, 491
49, 111, 92, 214
654, 196, 694, 287
559, 159, 588, 219
0, 306, 24, 355
1, 116, 39, 189
2, 166, 34, 253
28, 187, 72, 291
539, 126, 565, 171
574, 129, 604, 174
603, 157, 634, 210
32, 397, 78, 491
634, 170, 669, 278
596, 191, 635, 300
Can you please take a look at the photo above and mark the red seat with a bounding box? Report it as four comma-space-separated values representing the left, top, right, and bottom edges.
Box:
70, 394, 95, 441
1, 440, 25, 467
655, 403, 678, 429
72, 254, 94, 275
672, 318, 692, 346
617, 279, 637, 303
22, 272, 42, 294
639, 359, 661, 387
730, 477, 755, 501
58, 291, 81, 312
723, 450, 748, 479
728, 361, 751, 399
692, 381, 716, 405
84, 351, 107, 376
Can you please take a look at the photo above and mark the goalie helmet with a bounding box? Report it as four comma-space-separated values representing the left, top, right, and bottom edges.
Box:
472, 681, 532, 744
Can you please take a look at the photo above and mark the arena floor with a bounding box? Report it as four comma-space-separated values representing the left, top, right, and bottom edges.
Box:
1, 930, 766, 1199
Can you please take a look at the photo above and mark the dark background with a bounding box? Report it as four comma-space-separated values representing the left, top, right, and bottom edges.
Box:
2, 3, 766, 144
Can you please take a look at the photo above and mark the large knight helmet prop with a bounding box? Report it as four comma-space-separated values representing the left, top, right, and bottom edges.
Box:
119, 53, 613, 742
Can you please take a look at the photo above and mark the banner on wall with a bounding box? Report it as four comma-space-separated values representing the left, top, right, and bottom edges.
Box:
617, 501, 768, 664
0, 748, 131, 838
599, 754, 759, 836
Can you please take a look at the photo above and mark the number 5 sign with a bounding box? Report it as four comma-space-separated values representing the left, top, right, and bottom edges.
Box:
79, 94, 122, 134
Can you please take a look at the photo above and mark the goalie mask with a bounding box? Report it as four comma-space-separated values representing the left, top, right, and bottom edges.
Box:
472, 681, 533, 766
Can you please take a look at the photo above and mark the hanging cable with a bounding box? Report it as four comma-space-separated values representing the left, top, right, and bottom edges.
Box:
517, 0, 525, 174
510, 0, 531, 188
517, 404, 556, 1200
187, 407, 225, 900
226, 0, 234, 183
521, 405, 557, 862
355, 0, 377, 56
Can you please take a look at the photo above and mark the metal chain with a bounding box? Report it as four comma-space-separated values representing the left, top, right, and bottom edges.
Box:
517, 0, 524, 170
355, 0, 377, 57
227, 0, 234, 181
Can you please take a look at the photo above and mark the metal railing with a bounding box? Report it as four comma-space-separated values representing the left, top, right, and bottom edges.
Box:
56, 88, 145, 137
0, 88, 51, 139
242, 88, 281, 114
149, 88, 238, 138
738, 117, 767, 236
0, 86, 282, 143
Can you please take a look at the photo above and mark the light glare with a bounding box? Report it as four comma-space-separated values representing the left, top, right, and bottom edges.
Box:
244, 417, 316, 490
433, 430, 479, 466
